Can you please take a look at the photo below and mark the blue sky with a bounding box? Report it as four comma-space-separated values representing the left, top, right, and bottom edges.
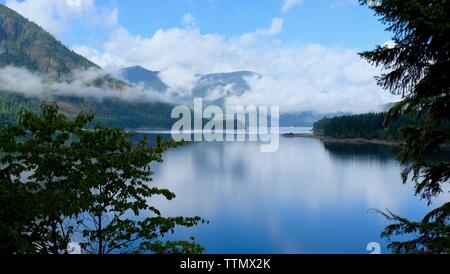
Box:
2, 0, 398, 113
2, 0, 390, 50
104, 0, 388, 50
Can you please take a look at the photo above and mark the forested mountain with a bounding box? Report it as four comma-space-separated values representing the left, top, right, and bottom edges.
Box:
0, 5, 96, 80
120, 66, 168, 92
120, 67, 259, 104
0, 4, 357, 130
192, 71, 258, 99
0, 91, 36, 127
0, 4, 177, 129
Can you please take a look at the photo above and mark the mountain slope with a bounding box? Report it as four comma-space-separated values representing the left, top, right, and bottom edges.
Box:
120, 66, 168, 92
119, 67, 260, 107
119, 67, 258, 101
0, 4, 97, 80
192, 71, 258, 100
0, 4, 176, 129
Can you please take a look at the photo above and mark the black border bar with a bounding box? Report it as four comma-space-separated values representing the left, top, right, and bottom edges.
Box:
2, 254, 447, 273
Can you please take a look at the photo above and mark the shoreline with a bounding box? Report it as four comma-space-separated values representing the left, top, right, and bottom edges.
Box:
282, 133, 404, 147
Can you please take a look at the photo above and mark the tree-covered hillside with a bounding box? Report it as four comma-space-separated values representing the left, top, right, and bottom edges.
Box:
0, 91, 177, 129
0, 91, 36, 127
313, 112, 421, 140
0, 5, 97, 80
0, 4, 177, 129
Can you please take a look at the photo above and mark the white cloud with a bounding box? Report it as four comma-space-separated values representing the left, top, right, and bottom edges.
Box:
0, 66, 46, 97
5, 0, 118, 36
182, 13, 197, 28
158, 65, 198, 95
382, 40, 397, 49
0, 66, 170, 103
261, 18, 284, 36
4, 0, 399, 114
73, 24, 398, 113
74, 26, 228, 72
238, 17, 284, 45
67, 0, 81, 8
282, 0, 304, 12
224, 44, 397, 113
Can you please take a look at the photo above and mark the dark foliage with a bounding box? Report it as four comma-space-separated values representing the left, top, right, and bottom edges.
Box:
0, 91, 178, 129
0, 103, 204, 254
359, 0, 450, 253
313, 112, 421, 140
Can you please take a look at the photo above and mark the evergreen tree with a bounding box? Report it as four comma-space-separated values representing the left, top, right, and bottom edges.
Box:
359, 0, 450, 253
313, 112, 422, 140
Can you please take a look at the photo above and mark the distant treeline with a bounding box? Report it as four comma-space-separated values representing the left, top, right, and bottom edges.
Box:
313, 112, 421, 140
0, 91, 177, 129
0, 91, 36, 128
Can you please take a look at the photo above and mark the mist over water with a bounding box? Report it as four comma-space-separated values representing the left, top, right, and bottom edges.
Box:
138, 131, 446, 254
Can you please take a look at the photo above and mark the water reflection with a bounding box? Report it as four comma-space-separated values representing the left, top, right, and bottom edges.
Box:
137, 133, 444, 254
323, 143, 401, 162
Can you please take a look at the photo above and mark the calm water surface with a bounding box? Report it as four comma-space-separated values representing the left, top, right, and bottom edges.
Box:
135, 128, 446, 254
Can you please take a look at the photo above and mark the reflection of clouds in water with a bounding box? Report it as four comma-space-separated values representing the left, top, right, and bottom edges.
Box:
147, 136, 446, 253
152, 138, 420, 215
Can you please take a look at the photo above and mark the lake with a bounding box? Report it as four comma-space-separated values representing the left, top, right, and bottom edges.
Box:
136, 128, 447, 254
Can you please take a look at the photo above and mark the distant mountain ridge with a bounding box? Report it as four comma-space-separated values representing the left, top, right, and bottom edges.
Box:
119, 65, 346, 126
120, 66, 259, 105
279, 112, 351, 127
0, 4, 347, 129
193, 71, 258, 99
120, 66, 168, 92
